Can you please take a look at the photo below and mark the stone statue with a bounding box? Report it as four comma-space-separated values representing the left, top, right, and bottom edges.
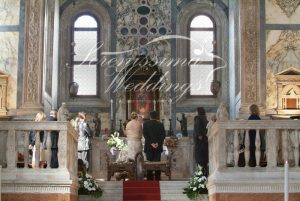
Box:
93, 113, 101, 137
216, 102, 229, 121
206, 114, 217, 136
57, 102, 69, 121
177, 113, 188, 137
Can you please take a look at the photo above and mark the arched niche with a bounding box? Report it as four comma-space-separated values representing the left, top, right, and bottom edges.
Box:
275, 67, 300, 115
124, 55, 162, 119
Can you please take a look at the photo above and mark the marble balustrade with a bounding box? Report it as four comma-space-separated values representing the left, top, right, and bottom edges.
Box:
208, 119, 300, 198
0, 121, 78, 198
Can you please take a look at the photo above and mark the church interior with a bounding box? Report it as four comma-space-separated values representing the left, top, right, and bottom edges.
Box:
1, 0, 300, 200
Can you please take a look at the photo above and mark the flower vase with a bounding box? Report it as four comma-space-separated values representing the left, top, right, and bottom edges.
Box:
112, 149, 120, 162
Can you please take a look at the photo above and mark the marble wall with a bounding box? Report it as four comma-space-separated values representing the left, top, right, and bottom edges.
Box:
265, 1, 300, 115
0, 0, 20, 111
0, 0, 20, 25
266, 0, 300, 24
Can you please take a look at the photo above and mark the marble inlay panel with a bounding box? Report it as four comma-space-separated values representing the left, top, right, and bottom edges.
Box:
0, 32, 18, 109
0, 0, 20, 25
116, 0, 172, 64
266, 0, 300, 24
266, 30, 300, 111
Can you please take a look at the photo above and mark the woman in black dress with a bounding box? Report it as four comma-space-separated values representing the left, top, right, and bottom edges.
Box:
193, 107, 208, 173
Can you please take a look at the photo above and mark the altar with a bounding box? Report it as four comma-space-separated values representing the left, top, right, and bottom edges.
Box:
90, 136, 194, 180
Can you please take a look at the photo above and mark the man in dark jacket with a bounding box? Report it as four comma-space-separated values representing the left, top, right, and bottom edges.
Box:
48, 110, 59, 168
143, 111, 166, 180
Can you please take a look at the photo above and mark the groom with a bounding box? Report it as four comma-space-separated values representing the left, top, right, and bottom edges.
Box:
143, 111, 166, 180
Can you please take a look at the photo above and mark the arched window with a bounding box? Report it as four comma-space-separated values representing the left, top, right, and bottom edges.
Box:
189, 15, 215, 96
71, 14, 100, 96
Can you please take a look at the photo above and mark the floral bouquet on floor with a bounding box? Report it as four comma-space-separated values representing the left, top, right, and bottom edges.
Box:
78, 172, 103, 198
183, 165, 208, 200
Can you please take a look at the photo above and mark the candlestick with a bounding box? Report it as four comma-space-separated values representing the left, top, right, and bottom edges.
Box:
161, 100, 164, 118
284, 160, 289, 201
110, 99, 113, 120
127, 100, 131, 119
168, 118, 173, 136
119, 99, 122, 120
153, 100, 156, 111
169, 98, 172, 119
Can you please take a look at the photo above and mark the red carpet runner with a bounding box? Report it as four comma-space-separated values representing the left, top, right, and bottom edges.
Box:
123, 181, 161, 201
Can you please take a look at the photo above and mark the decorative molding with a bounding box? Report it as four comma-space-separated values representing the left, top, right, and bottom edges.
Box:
241, 0, 259, 103
2, 183, 78, 194
209, 181, 300, 194
274, 0, 300, 18
22, 0, 44, 109
266, 31, 300, 111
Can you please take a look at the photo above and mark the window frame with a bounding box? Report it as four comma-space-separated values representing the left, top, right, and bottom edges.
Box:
187, 14, 216, 98
70, 12, 101, 97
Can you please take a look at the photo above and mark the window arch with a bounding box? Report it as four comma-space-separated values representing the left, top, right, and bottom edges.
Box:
176, 2, 228, 106
189, 14, 215, 96
71, 14, 100, 96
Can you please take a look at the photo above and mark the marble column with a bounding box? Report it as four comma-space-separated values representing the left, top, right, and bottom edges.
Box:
19, 0, 45, 115
51, 0, 60, 110
239, 0, 261, 117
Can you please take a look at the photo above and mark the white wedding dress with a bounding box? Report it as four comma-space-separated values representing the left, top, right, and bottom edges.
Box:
125, 120, 143, 160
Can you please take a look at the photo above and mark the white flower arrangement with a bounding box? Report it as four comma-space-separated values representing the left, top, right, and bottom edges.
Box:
78, 173, 103, 198
183, 165, 208, 200
107, 131, 127, 150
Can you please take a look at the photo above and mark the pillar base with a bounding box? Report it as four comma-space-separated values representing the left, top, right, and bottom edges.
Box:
2, 193, 77, 201
209, 193, 300, 201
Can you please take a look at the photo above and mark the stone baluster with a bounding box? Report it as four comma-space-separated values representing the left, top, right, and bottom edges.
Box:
282, 129, 288, 163
244, 130, 250, 167
292, 130, 299, 167
24, 131, 30, 169
6, 129, 16, 169
34, 131, 40, 168
267, 129, 277, 168
70, 133, 78, 176
255, 129, 261, 167
46, 131, 52, 169
234, 129, 239, 167
58, 130, 67, 168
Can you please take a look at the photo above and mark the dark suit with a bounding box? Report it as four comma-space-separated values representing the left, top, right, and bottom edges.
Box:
47, 116, 59, 168
248, 114, 261, 167
143, 119, 166, 180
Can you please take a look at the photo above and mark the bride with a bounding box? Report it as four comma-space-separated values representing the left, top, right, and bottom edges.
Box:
124, 112, 143, 161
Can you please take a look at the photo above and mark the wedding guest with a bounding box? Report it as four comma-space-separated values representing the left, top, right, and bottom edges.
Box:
248, 104, 264, 167
47, 110, 59, 168
29, 112, 47, 168
77, 112, 92, 169
193, 107, 208, 174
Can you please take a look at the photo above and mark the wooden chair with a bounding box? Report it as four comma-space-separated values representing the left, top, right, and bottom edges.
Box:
105, 153, 135, 181
135, 152, 172, 180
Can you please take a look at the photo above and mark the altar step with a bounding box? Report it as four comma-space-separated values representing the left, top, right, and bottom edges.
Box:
123, 181, 160, 201
77, 180, 208, 201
